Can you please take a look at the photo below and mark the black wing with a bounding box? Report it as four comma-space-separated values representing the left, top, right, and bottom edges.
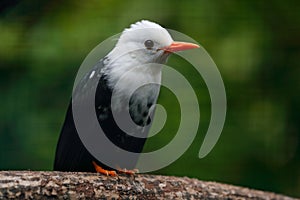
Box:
54, 60, 105, 172
54, 59, 155, 172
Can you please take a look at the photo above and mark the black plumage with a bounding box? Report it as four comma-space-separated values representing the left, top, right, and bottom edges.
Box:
54, 59, 155, 172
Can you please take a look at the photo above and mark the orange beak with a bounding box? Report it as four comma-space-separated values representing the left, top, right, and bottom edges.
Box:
160, 41, 199, 53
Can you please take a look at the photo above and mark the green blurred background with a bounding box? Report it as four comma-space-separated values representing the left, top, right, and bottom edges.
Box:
0, 0, 299, 197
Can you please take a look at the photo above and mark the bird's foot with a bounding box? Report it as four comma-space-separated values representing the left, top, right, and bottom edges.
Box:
92, 161, 117, 176
92, 161, 139, 176
117, 168, 139, 175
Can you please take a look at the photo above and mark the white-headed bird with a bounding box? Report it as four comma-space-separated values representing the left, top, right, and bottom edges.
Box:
54, 20, 199, 175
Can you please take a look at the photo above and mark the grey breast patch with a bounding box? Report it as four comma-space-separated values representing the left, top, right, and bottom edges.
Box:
129, 84, 158, 127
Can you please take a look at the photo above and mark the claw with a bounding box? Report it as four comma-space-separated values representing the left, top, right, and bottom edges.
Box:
92, 161, 139, 176
117, 168, 139, 175
92, 161, 117, 176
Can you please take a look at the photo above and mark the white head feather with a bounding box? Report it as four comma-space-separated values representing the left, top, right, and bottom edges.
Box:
107, 20, 173, 68
103, 20, 174, 109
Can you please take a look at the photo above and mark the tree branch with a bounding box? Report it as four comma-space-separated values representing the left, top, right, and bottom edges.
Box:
0, 171, 297, 199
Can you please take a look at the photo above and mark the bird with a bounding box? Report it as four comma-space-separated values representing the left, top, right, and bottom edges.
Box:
54, 20, 199, 176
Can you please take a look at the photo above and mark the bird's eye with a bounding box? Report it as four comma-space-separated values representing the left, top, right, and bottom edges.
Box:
144, 40, 154, 49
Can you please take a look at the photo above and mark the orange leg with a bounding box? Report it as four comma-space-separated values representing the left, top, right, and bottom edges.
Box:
92, 161, 117, 176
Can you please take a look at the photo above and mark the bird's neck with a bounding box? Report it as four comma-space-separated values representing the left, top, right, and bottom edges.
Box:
102, 53, 162, 112
103, 50, 163, 91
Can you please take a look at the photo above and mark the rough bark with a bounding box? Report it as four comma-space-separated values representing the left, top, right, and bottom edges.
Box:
0, 171, 297, 200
